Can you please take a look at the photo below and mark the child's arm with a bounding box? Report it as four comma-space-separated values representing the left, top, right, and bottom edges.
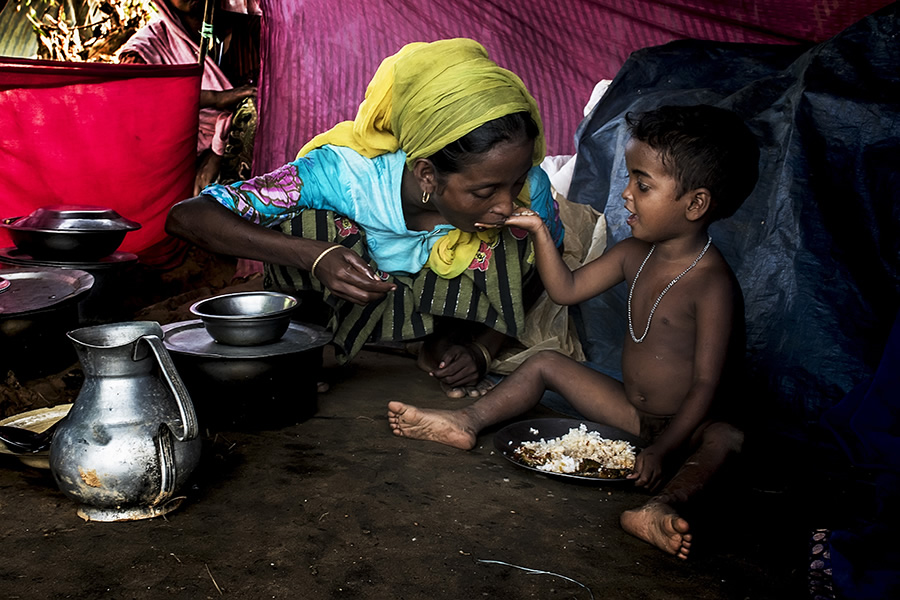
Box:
629, 268, 737, 489
498, 211, 629, 305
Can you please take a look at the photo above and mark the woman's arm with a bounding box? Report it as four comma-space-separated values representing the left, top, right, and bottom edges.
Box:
166, 196, 395, 304
200, 85, 257, 111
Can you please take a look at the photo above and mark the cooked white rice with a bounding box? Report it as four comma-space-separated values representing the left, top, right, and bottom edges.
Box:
517, 424, 636, 474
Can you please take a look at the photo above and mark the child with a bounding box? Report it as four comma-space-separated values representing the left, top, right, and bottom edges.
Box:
387, 104, 759, 560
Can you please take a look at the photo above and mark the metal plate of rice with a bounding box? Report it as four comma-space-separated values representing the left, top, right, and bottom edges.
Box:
493, 418, 643, 482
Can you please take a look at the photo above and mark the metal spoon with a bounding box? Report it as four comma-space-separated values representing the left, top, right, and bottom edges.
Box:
0, 420, 63, 453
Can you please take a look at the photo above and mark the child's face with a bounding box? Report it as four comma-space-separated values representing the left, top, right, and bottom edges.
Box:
621, 139, 689, 242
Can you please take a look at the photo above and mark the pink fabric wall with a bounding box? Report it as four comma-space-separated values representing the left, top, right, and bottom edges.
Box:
254, 0, 893, 173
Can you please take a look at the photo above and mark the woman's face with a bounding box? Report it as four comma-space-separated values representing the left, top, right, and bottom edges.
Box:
431, 138, 535, 232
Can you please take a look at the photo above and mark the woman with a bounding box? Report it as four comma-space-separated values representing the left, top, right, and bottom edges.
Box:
166, 38, 564, 397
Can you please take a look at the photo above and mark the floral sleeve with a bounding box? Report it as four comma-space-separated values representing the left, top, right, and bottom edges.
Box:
202, 162, 308, 227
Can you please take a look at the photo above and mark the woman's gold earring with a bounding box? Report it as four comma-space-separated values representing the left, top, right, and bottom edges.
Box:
422, 191, 430, 204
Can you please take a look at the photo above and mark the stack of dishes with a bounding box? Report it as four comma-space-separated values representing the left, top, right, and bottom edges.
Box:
1, 205, 140, 262
0, 205, 141, 323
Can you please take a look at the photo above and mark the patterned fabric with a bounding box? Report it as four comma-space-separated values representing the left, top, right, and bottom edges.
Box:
809, 529, 835, 600
264, 210, 540, 363
203, 145, 563, 276
219, 97, 258, 184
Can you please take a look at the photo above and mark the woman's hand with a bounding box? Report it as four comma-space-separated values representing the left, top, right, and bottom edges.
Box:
429, 343, 483, 389
627, 445, 666, 491
310, 244, 396, 305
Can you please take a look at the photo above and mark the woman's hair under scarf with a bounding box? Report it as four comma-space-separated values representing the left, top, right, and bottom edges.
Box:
297, 38, 545, 279
297, 38, 545, 167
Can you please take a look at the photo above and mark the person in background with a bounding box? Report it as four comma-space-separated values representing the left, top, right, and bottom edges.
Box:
118, 0, 259, 194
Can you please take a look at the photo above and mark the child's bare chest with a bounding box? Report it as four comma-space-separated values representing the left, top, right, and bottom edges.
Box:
627, 270, 698, 343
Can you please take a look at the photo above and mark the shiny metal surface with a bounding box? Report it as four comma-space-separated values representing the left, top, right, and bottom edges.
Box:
189, 291, 299, 346
2, 205, 141, 261
0, 268, 94, 316
162, 319, 330, 358
49, 321, 200, 522
0, 247, 138, 270
4, 205, 141, 231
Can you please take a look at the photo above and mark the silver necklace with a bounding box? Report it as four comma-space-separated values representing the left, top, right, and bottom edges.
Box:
627, 235, 712, 344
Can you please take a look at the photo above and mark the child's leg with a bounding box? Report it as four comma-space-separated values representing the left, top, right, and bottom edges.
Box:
535, 351, 637, 435
620, 421, 743, 559
388, 350, 635, 449
652, 421, 744, 508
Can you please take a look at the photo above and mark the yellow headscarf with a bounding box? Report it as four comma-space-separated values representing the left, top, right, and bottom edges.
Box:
297, 38, 545, 278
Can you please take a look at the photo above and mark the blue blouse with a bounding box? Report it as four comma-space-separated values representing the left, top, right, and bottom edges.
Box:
203, 144, 564, 275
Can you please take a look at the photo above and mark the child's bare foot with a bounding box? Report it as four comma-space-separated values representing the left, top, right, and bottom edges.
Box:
387, 401, 478, 450
620, 502, 692, 560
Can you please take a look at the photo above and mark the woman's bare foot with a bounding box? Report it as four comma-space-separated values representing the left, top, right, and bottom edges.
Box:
438, 381, 468, 399
438, 378, 495, 399
620, 502, 692, 560
387, 401, 478, 450
469, 378, 495, 397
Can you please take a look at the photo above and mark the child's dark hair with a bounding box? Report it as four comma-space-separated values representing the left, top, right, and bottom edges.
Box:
625, 105, 759, 220
428, 111, 538, 175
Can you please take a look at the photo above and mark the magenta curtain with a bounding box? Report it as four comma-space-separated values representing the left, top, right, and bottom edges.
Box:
0, 59, 200, 265
253, 0, 893, 173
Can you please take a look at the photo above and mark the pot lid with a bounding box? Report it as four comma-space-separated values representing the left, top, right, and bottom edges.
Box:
2, 205, 141, 232
0, 247, 138, 270
163, 319, 331, 359
0, 268, 94, 316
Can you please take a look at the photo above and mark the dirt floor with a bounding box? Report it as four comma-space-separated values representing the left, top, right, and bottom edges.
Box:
0, 251, 841, 599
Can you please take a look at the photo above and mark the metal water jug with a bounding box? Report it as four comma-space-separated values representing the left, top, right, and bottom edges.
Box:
49, 321, 200, 521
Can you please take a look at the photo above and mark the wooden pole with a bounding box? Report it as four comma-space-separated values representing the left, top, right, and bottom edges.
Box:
197, 0, 215, 65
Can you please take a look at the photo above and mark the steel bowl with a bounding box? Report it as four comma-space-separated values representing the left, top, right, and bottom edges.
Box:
2, 205, 141, 261
189, 291, 299, 346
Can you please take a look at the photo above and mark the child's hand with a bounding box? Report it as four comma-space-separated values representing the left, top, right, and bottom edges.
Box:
628, 446, 665, 491
476, 208, 544, 234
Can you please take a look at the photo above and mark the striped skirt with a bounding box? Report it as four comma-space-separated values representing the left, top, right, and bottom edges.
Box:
263, 210, 537, 364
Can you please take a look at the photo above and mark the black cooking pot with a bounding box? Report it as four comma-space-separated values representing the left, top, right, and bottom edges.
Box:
2, 206, 141, 261
162, 320, 331, 430
0, 268, 94, 379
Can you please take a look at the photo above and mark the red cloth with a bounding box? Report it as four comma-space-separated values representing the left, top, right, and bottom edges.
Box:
0, 58, 199, 265
254, 0, 894, 171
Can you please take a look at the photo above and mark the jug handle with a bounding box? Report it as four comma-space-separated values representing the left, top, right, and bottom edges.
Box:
139, 335, 199, 442
150, 424, 177, 507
